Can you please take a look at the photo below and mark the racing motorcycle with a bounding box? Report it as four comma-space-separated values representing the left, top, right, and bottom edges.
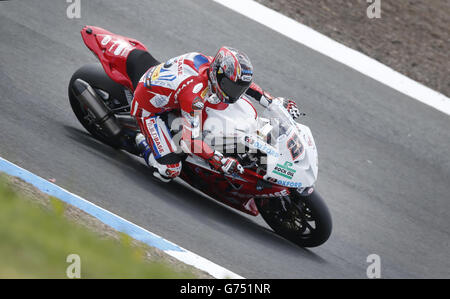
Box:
68, 26, 332, 247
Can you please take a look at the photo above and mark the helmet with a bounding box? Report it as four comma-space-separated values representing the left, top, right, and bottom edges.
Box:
209, 47, 253, 104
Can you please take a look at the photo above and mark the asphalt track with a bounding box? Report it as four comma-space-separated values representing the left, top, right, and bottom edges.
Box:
0, 0, 449, 278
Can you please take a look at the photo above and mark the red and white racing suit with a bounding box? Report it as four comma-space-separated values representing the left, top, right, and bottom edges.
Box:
130, 52, 272, 178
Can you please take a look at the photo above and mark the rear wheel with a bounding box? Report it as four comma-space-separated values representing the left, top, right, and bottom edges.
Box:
255, 189, 332, 247
68, 64, 130, 148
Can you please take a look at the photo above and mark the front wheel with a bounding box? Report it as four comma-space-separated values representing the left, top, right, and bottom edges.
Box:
255, 189, 332, 247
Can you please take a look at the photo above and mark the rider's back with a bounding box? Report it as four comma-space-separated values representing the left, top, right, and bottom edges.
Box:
132, 52, 212, 114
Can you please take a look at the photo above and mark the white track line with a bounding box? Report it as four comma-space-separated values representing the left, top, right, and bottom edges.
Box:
214, 0, 450, 116
0, 157, 243, 279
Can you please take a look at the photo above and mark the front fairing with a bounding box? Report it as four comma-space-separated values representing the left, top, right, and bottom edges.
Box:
258, 100, 318, 188
202, 97, 318, 189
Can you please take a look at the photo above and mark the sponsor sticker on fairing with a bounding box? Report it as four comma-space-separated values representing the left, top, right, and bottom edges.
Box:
243, 136, 280, 157
266, 177, 302, 188
272, 161, 296, 179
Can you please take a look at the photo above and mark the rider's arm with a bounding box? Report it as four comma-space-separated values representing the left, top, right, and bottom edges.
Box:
177, 78, 243, 174
245, 82, 301, 119
176, 78, 215, 161
245, 82, 274, 108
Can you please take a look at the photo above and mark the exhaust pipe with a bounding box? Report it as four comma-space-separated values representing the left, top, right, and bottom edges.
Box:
115, 114, 139, 131
72, 79, 122, 137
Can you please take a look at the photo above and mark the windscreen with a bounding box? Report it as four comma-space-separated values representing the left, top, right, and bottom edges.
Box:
258, 100, 299, 147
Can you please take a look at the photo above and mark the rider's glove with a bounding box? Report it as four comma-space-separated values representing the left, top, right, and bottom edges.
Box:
282, 98, 300, 119
207, 151, 244, 175
274, 97, 300, 119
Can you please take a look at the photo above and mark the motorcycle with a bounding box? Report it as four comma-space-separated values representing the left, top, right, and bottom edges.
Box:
68, 26, 332, 247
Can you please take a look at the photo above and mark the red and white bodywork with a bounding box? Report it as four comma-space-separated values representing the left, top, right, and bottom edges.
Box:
78, 26, 319, 217
81, 26, 148, 90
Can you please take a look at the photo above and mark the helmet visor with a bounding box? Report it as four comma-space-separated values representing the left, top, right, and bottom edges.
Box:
219, 77, 251, 103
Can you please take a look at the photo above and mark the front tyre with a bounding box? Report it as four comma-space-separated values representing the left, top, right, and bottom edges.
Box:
255, 189, 332, 247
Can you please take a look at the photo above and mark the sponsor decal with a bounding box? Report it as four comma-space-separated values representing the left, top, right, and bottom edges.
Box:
100, 35, 112, 46
254, 141, 279, 157
98, 35, 133, 57
272, 161, 296, 179
244, 136, 280, 157
149, 64, 176, 83
113, 42, 133, 57
148, 118, 164, 155
287, 133, 304, 160
192, 83, 203, 94
156, 68, 177, 81
241, 75, 252, 82
266, 177, 302, 188
144, 68, 154, 88
151, 64, 163, 81
150, 94, 169, 108
192, 97, 204, 110
177, 58, 184, 75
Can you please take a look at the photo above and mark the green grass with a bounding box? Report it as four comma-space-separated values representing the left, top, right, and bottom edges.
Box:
0, 176, 194, 278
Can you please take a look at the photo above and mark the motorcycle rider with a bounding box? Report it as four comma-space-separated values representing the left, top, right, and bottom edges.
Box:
131, 46, 300, 182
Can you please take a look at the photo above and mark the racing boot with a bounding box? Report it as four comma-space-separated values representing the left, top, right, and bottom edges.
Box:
135, 133, 176, 183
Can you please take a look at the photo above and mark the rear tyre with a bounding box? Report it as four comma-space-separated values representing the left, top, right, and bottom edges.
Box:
68, 64, 130, 148
256, 189, 332, 247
